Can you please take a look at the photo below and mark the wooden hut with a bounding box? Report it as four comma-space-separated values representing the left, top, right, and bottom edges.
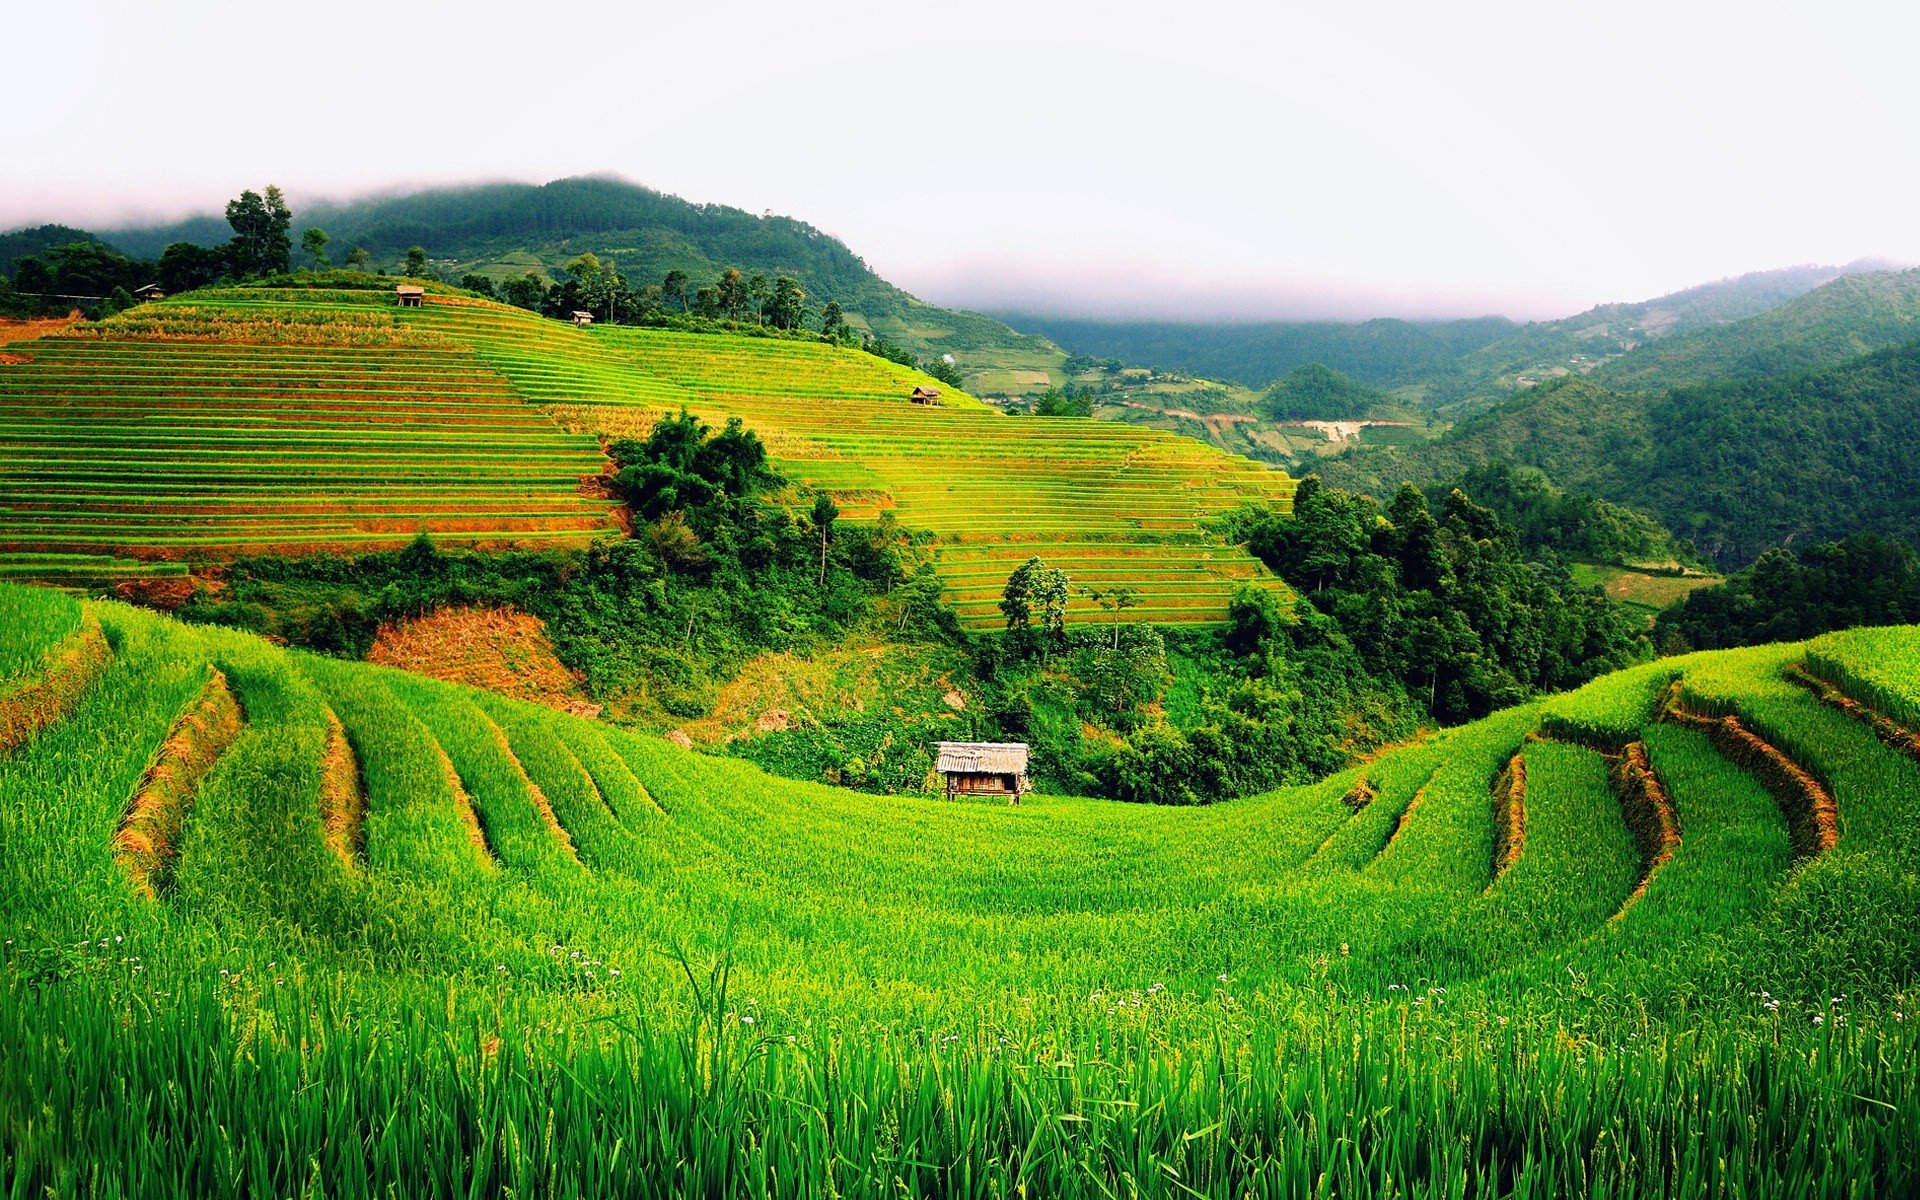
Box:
132, 283, 165, 302
935, 742, 1031, 803
910, 385, 942, 405
394, 285, 425, 308
570, 310, 595, 327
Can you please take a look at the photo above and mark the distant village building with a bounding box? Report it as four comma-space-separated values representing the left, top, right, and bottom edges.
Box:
394, 285, 425, 308
910, 385, 942, 405
132, 283, 165, 302
935, 742, 1031, 803
571, 310, 595, 327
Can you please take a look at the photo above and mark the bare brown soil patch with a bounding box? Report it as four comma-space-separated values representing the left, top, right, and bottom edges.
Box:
112, 576, 202, 610
320, 710, 366, 867
1340, 777, 1375, 813
115, 669, 244, 898
0, 616, 112, 755
1661, 680, 1839, 860
1487, 753, 1527, 889
0, 315, 76, 347
369, 607, 598, 717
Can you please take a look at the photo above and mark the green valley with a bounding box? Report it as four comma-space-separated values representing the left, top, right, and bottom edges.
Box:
2, 582, 1915, 1195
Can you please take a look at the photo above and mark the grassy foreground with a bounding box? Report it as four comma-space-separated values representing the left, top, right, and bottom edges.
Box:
1, 582, 1917, 1196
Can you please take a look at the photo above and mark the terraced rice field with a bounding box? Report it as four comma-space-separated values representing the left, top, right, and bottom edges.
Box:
0, 291, 614, 583
409, 297, 1295, 626
0, 284, 1293, 624
1, 587, 1916, 1195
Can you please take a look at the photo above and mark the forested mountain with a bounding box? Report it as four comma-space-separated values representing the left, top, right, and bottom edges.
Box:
1010, 263, 1891, 404
1589, 267, 1920, 392
0, 224, 112, 278
1321, 338, 1920, 567
998, 314, 1518, 389
93, 176, 1052, 360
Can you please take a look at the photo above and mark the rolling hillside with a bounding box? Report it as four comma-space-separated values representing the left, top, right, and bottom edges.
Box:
95, 176, 1056, 365
2, 584, 1915, 1194
1007, 262, 1889, 400
0, 282, 1296, 627
1322, 336, 1920, 566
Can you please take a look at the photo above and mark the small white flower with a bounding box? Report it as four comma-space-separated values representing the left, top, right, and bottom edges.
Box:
1217, 973, 1230, 983
741, 1015, 754, 1025
609, 968, 621, 977
495, 965, 508, 973
1812, 1013, 1825, 1026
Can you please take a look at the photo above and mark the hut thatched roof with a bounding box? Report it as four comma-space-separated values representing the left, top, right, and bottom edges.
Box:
394, 285, 426, 296
935, 742, 1029, 774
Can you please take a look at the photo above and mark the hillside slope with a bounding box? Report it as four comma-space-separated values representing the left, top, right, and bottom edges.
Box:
1008, 262, 1886, 400
0, 281, 1295, 626
95, 176, 1056, 365
1323, 337, 1920, 566
1, 584, 1915, 1194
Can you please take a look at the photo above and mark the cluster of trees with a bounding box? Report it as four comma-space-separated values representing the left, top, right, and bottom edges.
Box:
1654, 533, 1920, 651
1, 184, 373, 318
1264, 363, 1384, 421
1449, 463, 1698, 568
1236, 477, 1645, 721
453, 258, 961, 387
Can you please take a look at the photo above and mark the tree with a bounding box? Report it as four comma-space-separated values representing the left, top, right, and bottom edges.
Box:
403, 246, 428, 278
1001, 557, 1070, 660
1081, 584, 1141, 650
820, 300, 846, 340
300, 227, 329, 270
661, 269, 689, 312
811, 491, 839, 586
499, 273, 547, 311
925, 355, 965, 390
224, 185, 292, 278
459, 274, 497, 298
763, 276, 807, 330
11, 257, 52, 295
1033, 387, 1092, 417
716, 268, 749, 320
345, 246, 371, 271
158, 242, 228, 294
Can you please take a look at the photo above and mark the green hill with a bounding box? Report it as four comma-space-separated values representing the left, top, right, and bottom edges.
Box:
1591, 266, 1920, 392
95, 176, 1055, 365
1006, 263, 1889, 402
2, 582, 1915, 1194
1001, 312, 1518, 389
0, 280, 1295, 626
1324, 337, 1920, 566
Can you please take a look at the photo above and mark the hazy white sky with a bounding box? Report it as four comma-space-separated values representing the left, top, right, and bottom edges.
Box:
4, 0, 1914, 320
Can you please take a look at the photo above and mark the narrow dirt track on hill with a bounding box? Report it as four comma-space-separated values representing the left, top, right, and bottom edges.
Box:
1487, 752, 1527, 890
114, 669, 243, 898
319, 710, 366, 868
1660, 680, 1839, 860
0, 616, 111, 755
1609, 741, 1682, 921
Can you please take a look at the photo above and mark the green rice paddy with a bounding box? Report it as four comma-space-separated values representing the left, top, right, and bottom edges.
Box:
1, 583, 1915, 1196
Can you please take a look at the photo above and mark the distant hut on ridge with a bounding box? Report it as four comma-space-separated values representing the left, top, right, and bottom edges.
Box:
571, 310, 595, 326
910, 385, 942, 405
935, 742, 1031, 803
394, 285, 425, 308
132, 283, 165, 302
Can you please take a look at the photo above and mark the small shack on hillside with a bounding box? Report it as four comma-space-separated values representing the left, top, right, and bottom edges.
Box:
571, 310, 595, 327
394, 285, 425, 308
935, 742, 1031, 803
910, 385, 942, 405
132, 283, 165, 302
